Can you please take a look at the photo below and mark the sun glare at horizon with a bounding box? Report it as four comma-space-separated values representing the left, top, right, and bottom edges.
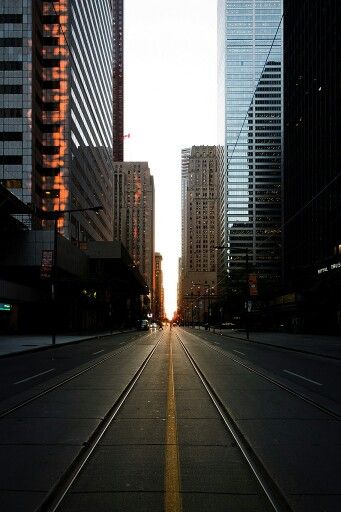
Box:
125, 0, 217, 316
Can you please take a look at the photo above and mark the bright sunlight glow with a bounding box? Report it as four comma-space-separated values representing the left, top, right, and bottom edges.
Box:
125, 0, 217, 318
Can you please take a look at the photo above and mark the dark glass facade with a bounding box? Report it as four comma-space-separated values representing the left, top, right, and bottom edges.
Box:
69, 0, 114, 242
217, 0, 283, 287
283, 0, 341, 289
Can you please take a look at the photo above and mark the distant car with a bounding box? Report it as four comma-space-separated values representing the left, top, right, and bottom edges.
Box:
220, 322, 236, 329
150, 322, 158, 329
137, 319, 149, 331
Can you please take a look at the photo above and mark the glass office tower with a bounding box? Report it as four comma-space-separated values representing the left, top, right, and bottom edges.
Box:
112, 0, 124, 162
284, 0, 341, 287
0, 0, 114, 242
217, 0, 282, 286
69, 0, 114, 242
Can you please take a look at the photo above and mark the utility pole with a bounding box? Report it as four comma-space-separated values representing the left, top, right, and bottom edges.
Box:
51, 216, 58, 345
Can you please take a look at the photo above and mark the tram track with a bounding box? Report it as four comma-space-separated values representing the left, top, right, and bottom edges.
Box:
0, 332, 152, 419
181, 329, 341, 421
33, 333, 165, 512
175, 331, 292, 512
3, 329, 337, 511
34, 329, 286, 512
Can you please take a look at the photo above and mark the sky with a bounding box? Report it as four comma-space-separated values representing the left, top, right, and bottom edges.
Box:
125, 0, 217, 318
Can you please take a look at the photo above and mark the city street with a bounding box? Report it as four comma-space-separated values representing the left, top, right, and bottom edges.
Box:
0, 1, 340, 510
0, 327, 340, 511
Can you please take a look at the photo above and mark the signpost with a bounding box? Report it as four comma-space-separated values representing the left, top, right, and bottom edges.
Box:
248, 273, 258, 297
40, 250, 53, 279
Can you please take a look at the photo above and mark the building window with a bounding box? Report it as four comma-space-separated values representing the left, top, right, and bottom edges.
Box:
0, 14, 23, 23
0, 132, 22, 141
43, 15, 60, 24
0, 156, 22, 165
0, 85, 22, 94
43, 189, 60, 198
0, 38, 23, 47
0, 108, 22, 118
0, 179, 22, 189
0, 62, 23, 71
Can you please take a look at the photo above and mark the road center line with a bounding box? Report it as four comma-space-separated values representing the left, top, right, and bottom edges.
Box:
283, 369, 322, 386
14, 368, 55, 385
233, 350, 245, 356
92, 349, 105, 355
165, 334, 182, 512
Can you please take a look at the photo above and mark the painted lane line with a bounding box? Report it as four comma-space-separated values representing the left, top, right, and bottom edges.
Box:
14, 368, 55, 386
233, 350, 245, 356
92, 349, 105, 355
283, 369, 322, 386
165, 334, 182, 512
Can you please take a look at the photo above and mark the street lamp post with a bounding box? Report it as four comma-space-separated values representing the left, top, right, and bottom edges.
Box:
42, 206, 103, 345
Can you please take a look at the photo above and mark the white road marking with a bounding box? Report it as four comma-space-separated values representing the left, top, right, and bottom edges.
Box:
233, 350, 245, 356
283, 369, 322, 386
92, 349, 105, 355
14, 368, 55, 385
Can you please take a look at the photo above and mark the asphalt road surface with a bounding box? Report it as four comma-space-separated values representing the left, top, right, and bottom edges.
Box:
0, 327, 340, 511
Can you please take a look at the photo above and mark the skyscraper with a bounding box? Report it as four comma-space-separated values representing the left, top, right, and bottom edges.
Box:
217, 0, 283, 288
180, 147, 191, 276
283, 0, 341, 330
0, 0, 114, 242
113, 161, 155, 298
179, 146, 220, 324
112, 0, 124, 162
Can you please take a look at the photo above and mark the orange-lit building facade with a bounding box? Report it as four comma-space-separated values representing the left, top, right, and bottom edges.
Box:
113, 162, 155, 301
154, 252, 164, 321
0, 0, 114, 242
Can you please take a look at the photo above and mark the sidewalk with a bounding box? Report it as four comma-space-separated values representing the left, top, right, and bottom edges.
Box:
0, 331, 117, 357
194, 327, 341, 359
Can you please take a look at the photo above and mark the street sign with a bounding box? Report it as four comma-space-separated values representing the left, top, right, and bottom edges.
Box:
0, 303, 12, 311
248, 274, 258, 296
41, 250, 53, 279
